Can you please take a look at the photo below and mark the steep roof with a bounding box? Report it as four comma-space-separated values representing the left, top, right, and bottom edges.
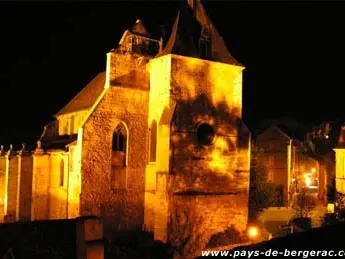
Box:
55, 72, 105, 116
157, 0, 242, 66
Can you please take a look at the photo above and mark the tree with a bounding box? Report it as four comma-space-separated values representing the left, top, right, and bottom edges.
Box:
292, 188, 317, 218
249, 146, 282, 220
305, 121, 335, 156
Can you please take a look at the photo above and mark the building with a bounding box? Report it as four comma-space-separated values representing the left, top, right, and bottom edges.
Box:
0, 0, 251, 257
256, 124, 321, 206
334, 125, 345, 206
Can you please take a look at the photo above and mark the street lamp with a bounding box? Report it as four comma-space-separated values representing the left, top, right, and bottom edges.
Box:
247, 225, 259, 240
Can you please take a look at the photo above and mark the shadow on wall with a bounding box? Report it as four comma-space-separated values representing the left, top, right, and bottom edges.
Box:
170, 91, 249, 193
165, 58, 250, 258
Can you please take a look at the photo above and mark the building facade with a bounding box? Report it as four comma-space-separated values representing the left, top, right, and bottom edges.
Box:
0, 1, 251, 257
334, 125, 345, 206
256, 125, 321, 206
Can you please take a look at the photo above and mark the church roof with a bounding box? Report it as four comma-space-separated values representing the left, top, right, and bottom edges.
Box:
55, 72, 105, 116
157, 0, 242, 66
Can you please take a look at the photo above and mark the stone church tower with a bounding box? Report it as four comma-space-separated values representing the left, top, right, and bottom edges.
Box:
0, 0, 250, 257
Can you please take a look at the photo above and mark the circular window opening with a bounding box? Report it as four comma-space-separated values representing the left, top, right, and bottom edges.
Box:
196, 123, 215, 146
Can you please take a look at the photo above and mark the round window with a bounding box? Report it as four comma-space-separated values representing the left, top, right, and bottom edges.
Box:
196, 123, 215, 146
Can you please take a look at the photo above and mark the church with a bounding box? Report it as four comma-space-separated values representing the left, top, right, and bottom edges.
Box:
0, 0, 251, 257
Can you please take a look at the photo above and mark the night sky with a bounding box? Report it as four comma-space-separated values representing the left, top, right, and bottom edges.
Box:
0, 1, 345, 147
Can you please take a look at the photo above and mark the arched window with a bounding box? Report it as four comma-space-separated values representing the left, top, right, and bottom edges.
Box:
149, 120, 157, 162
112, 123, 127, 167
60, 159, 64, 187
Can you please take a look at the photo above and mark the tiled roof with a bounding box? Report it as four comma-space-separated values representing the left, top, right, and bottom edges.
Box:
55, 72, 105, 116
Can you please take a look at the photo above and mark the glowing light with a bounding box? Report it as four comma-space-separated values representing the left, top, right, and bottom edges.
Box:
247, 226, 259, 239
311, 168, 316, 173
327, 203, 335, 213
304, 173, 312, 186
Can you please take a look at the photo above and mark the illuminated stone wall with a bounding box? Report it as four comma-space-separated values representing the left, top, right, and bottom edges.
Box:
0, 155, 6, 222
48, 151, 68, 219
17, 154, 33, 221
335, 149, 345, 195
31, 152, 51, 220
168, 55, 250, 258
80, 51, 149, 236
0, 143, 80, 223
144, 55, 172, 237
2, 152, 34, 222
5, 155, 19, 222
57, 110, 89, 135
144, 54, 250, 258
67, 140, 82, 219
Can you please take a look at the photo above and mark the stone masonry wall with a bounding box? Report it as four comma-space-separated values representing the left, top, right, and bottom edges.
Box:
47, 152, 69, 219
169, 55, 249, 193
32, 153, 51, 220
0, 155, 6, 221
168, 55, 249, 258
81, 82, 149, 236
68, 141, 82, 219
169, 193, 249, 258
17, 155, 33, 221
5, 155, 19, 222
144, 55, 172, 237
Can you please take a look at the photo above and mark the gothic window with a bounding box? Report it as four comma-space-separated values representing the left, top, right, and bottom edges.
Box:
112, 123, 127, 167
60, 159, 64, 187
149, 120, 157, 162
196, 123, 215, 146
111, 122, 128, 190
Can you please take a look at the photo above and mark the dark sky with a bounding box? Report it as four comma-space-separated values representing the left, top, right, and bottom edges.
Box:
0, 1, 345, 146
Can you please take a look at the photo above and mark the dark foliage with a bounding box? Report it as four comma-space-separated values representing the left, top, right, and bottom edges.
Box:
249, 147, 284, 220
321, 213, 339, 227
327, 176, 336, 203
206, 226, 245, 249
0, 219, 76, 259
291, 217, 312, 231
106, 231, 172, 259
